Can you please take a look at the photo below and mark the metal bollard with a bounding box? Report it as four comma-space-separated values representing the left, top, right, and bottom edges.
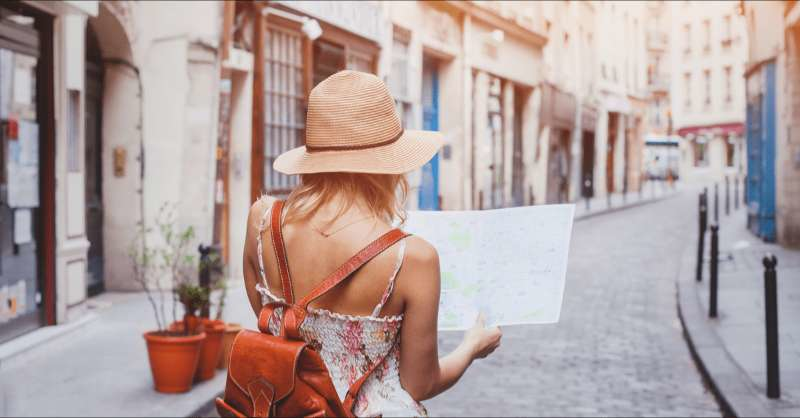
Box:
714, 183, 720, 223
709, 224, 719, 318
734, 176, 739, 210
725, 176, 730, 216
763, 254, 780, 399
696, 193, 708, 282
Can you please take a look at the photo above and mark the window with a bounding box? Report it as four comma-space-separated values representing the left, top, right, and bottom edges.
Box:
703, 69, 711, 107
684, 72, 691, 109
389, 26, 410, 100
693, 139, 708, 167
722, 15, 732, 47
684, 23, 691, 54
703, 19, 711, 53
487, 76, 504, 208
724, 66, 732, 103
264, 27, 305, 194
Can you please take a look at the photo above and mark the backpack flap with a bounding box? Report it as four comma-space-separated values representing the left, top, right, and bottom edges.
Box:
227, 330, 308, 414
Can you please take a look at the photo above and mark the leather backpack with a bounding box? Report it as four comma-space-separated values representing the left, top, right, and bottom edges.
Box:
216, 200, 409, 417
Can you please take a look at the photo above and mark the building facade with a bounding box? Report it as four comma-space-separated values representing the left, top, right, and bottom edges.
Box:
743, 0, 800, 246
0, 0, 224, 342
670, 0, 747, 183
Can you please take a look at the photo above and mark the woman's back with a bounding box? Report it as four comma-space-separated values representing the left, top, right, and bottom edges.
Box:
250, 197, 427, 416
258, 197, 407, 319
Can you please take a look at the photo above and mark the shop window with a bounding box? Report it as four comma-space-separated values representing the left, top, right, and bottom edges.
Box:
264, 27, 305, 195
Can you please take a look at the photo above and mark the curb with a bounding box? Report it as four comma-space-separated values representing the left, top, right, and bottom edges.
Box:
675, 244, 773, 417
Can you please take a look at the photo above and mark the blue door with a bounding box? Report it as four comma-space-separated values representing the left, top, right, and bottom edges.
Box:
745, 61, 776, 241
419, 59, 439, 210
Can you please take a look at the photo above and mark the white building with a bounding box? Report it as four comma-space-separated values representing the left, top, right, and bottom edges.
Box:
669, 0, 747, 183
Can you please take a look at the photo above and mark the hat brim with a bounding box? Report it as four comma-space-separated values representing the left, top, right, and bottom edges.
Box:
273, 129, 444, 175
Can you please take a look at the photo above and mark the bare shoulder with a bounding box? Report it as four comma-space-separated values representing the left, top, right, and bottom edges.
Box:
402, 235, 440, 270
247, 195, 276, 232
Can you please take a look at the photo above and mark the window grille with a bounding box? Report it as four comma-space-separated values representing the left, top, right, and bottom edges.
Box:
264, 26, 304, 195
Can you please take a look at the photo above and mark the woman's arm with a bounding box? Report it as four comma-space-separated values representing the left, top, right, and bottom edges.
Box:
242, 197, 275, 317
397, 237, 502, 401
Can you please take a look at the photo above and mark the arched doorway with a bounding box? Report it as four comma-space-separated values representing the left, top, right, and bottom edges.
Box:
85, 22, 104, 296
86, 4, 141, 291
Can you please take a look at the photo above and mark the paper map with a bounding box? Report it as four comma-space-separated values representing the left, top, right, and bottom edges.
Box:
403, 205, 575, 331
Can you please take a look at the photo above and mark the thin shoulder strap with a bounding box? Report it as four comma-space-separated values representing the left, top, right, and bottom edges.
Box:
371, 239, 407, 317
270, 200, 295, 304
296, 228, 410, 309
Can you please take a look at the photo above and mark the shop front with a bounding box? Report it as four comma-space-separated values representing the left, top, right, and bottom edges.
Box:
0, 1, 55, 342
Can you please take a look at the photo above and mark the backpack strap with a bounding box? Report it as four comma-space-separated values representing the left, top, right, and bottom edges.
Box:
270, 200, 295, 304
296, 228, 409, 309
276, 228, 410, 340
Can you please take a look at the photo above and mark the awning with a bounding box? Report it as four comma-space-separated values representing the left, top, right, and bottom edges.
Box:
677, 122, 744, 138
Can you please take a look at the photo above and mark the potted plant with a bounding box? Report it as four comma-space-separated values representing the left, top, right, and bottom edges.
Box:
133, 204, 206, 394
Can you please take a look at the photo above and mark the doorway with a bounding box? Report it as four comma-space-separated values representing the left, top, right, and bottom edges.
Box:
546, 129, 571, 204
511, 87, 526, 206
85, 24, 104, 295
419, 56, 440, 210
606, 112, 618, 193
581, 130, 595, 198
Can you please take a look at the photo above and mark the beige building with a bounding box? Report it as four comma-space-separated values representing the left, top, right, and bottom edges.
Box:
589, 2, 649, 199
0, 0, 224, 342
669, 1, 747, 183
380, 1, 548, 210
743, 0, 800, 246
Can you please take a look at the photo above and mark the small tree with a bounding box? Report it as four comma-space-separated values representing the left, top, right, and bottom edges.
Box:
129, 203, 207, 335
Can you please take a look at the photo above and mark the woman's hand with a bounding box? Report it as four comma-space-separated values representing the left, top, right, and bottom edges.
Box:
462, 313, 502, 360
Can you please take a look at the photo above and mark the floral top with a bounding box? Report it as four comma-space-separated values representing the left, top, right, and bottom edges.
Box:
256, 208, 427, 417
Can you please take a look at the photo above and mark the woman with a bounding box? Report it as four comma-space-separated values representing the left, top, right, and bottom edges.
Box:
242, 70, 501, 416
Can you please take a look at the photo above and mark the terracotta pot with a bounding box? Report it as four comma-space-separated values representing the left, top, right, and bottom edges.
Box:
216, 323, 242, 370
167, 315, 202, 334
143, 331, 206, 393
195, 319, 225, 381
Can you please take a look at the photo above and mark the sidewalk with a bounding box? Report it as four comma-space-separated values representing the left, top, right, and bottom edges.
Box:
0, 285, 257, 417
677, 203, 800, 417
574, 179, 679, 220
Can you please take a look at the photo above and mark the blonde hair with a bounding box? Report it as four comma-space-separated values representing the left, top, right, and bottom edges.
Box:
284, 173, 408, 225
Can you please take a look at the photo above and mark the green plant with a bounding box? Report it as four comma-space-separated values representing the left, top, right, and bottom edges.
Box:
129, 203, 202, 335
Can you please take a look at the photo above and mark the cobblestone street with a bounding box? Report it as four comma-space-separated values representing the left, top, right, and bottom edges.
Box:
425, 191, 721, 416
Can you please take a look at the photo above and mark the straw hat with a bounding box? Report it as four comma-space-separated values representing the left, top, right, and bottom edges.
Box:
273, 70, 443, 175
